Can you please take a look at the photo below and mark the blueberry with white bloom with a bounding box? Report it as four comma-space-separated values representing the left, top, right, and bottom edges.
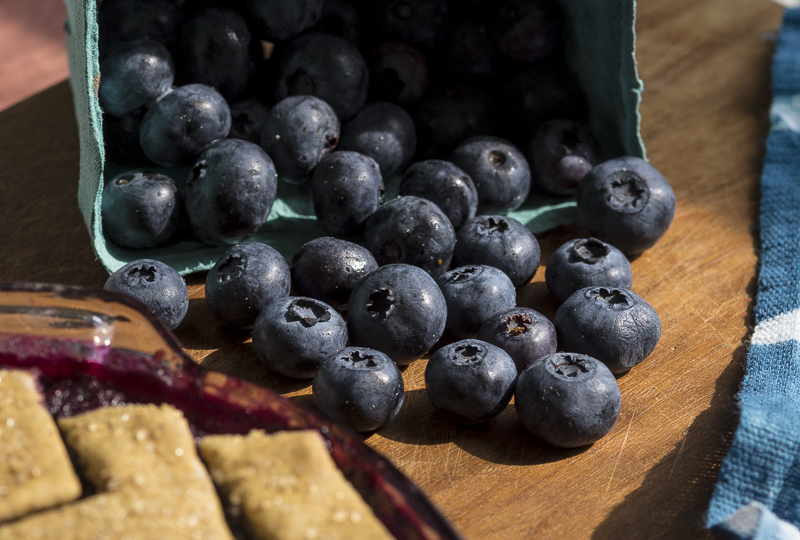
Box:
545, 237, 633, 305
515, 352, 621, 448
253, 296, 348, 379
577, 156, 676, 255
348, 264, 447, 366
205, 242, 291, 329
425, 339, 517, 425
554, 286, 661, 374
104, 259, 188, 329
313, 347, 404, 432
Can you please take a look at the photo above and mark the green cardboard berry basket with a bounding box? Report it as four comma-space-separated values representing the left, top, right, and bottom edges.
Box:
66, 0, 645, 276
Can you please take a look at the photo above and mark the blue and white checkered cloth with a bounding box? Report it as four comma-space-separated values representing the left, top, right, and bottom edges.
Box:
707, 8, 800, 540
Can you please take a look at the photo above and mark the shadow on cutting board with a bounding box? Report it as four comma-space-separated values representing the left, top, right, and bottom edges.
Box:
592, 279, 754, 540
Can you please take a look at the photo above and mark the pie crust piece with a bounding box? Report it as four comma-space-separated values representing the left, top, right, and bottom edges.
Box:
200, 429, 394, 540
0, 403, 234, 540
0, 370, 81, 522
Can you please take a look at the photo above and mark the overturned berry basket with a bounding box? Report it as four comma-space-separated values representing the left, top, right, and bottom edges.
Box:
66, 0, 645, 275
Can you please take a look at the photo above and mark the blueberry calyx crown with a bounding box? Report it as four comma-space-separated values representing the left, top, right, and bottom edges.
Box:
488, 150, 506, 168
453, 343, 484, 365
187, 161, 207, 186
477, 217, 510, 236
340, 349, 378, 369
367, 288, 395, 319
286, 298, 332, 327
570, 238, 610, 265
445, 266, 480, 284
217, 253, 246, 283
126, 263, 157, 284
604, 170, 650, 213
324, 133, 339, 150
588, 287, 633, 310
114, 173, 138, 186
549, 354, 591, 379
504, 313, 532, 337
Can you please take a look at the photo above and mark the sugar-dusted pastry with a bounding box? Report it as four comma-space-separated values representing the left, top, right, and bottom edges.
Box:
200, 429, 394, 540
0, 403, 233, 540
0, 370, 81, 522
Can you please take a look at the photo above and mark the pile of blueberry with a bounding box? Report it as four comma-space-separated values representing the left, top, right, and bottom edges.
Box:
98, 0, 676, 448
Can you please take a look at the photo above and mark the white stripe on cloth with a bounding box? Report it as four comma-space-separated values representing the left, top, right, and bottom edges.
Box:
751, 308, 800, 346
771, 95, 800, 132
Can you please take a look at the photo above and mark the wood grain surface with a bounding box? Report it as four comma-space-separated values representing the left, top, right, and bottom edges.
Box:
0, 0, 785, 538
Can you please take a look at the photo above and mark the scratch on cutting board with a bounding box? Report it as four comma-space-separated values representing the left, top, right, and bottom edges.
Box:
605, 411, 635, 497
667, 430, 689, 482
514, 436, 527, 491
449, 443, 463, 486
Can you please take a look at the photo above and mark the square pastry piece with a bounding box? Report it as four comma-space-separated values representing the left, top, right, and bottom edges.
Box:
0, 403, 233, 540
0, 370, 81, 522
200, 429, 394, 540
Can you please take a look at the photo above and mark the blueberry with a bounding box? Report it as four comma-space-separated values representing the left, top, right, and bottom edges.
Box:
139, 84, 231, 167
545, 238, 633, 305
99, 39, 174, 118
367, 42, 430, 107
310, 151, 384, 238
309, 0, 362, 43
398, 160, 478, 229
185, 139, 278, 246
178, 7, 258, 101
436, 265, 516, 339
527, 119, 601, 196
291, 236, 379, 310
252, 296, 348, 379
476, 307, 557, 373
104, 259, 188, 330
102, 112, 153, 166
348, 264, 447, 366
453, 215, 541, 288
340, 102, 417, 179
364, 196, 456, 277
442, 19, 503, 80
515, 352, 621, 448
274, 32, 369, 121
493, 0, 562, 64
205, 241, 291, 329
313, 347, 404, 432
503, 62, 585, 138
554, 286, 661, 374
260, 95, 340, 183
424, 339, 516, 424
98, 0, 185, 60
577, 157, 677, 255
450, 136, 531, 214
371, 0, 450, 51
228, 99, 269, 144
245, 0, 324, 41
101, 171, 182, 249
413, 83, 499, 159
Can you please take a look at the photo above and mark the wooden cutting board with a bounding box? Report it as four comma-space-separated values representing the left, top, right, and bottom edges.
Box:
0, 0, 785, 537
